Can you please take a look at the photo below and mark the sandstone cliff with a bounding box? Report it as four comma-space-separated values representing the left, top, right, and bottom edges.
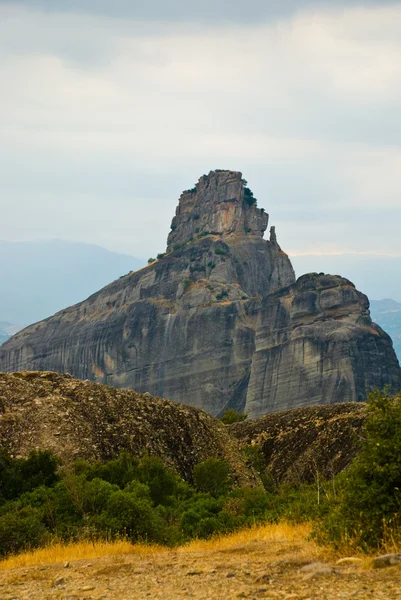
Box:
0, 170, 400, 414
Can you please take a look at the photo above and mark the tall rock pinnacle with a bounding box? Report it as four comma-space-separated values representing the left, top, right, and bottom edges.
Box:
167, 170, 268, 251
1, 170, 400, 416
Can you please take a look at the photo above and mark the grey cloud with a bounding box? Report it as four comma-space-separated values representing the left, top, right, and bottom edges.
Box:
0, 1, 400, 261
0, 0, 398, 22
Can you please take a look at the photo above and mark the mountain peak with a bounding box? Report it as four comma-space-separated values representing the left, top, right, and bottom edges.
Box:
166, 170, 269, 252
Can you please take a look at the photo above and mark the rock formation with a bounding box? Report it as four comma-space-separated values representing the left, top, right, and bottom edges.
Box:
0, 170, 400, 416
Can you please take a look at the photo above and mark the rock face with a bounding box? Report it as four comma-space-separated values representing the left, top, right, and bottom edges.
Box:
245, 273, 401, 418
0, 170, 400, 415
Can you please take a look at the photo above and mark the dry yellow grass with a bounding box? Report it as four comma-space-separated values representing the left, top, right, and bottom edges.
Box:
180, 521, 314, 552
0, 539, 166, 570
2, 522, 401, 599
0, 522, 323, 571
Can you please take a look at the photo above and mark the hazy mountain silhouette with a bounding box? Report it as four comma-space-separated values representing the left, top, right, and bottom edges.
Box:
0, 240, 144, 326
370, 299, 401, 362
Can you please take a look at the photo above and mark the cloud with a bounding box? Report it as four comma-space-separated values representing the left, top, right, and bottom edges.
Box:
1, 0, 399, 23
0, 2, 400, 258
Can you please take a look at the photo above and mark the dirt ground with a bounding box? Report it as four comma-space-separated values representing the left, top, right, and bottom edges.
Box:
1, 533, 401, 600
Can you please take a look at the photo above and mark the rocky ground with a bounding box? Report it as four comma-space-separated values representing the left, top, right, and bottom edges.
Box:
0, 371, 257, 487
1, 532, 401, 599
230, 402, 366, 484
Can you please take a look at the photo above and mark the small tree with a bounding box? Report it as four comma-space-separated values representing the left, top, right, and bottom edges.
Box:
220, 409, 248, 425
319, 389, 401, 549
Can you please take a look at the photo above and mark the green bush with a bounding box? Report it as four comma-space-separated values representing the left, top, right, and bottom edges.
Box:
0, 450, 59, 505
136, 456, 179, 506
99, 490, 165, 543
317, 390, 401, 549
147, 257, 156, 264
220, 409, 248, 424
193, 459, 231, 498
244, 187, 257, 207
0, 505, 48, 557
229, 486, 270, 519
0, 446, 362, 554
78, 452, 140, 488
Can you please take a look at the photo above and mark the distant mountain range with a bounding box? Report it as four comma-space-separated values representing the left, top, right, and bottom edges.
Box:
370, 299, 401, 362
0, 322, 22, 345
0, 240, 144, 326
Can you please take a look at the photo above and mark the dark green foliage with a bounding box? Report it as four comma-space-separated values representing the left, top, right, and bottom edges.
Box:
220, 409, 248, 424
192, 214, 200, 220
0, 506, 48, 556
156, 253, 166, 260
98, 490, 165, 542
193, 459, 231, 498
216, 290, 229, 301
136, 456, 180, 506
244, 187, 257, 207
179, 495, 230, 538
0, 449, 59, 504
1, 451, 276, 555
229, 487, 270, 519
214, 246, 228, 256
147, 257, 156, 264
317, 390, 401, 549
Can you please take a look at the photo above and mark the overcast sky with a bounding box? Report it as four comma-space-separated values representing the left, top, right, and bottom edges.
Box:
1, 0, 401, 259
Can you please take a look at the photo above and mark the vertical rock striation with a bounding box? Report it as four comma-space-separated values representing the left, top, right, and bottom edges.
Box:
1, 170, 400, 415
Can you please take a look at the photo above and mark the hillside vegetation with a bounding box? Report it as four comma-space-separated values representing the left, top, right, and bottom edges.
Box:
1, 372, 401, 561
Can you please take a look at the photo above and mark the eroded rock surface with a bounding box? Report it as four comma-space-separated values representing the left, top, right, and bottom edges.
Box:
0, 170, 400, 415
245, 273, 401, 417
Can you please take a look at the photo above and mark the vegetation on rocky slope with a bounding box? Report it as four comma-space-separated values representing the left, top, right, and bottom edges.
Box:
1, 371, 401, 558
